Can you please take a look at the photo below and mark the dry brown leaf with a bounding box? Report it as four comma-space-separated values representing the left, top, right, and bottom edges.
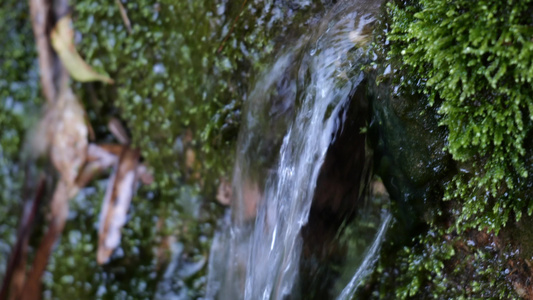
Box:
29, 88, 89, 190
216, 178, 232, 206
49, 88, 88, 191
108, 118, 131, 145
51, 16, 114, 84
13, 3, 100, 298
97, 147, 140, 265
75, 144, 119, 188
28, 103, 57, 159
97, 144, 126, 156
86, 143, 119, 164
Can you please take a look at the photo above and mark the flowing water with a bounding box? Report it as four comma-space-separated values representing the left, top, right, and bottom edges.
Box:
207, 0, 387, 299
336, 213, 391, 300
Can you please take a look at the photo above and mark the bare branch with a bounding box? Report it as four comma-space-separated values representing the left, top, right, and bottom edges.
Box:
19, 181, 70, 300
29, 0, 56, 104
115, 0, 132, 34
0, 178, 45, 300
108, 118, 131, 145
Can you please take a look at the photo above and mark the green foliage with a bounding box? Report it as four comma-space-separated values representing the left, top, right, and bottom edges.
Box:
359, 1, 533, 297
386, 0, 533, 231
393, 230, 455, 299
360, 223, 517, 299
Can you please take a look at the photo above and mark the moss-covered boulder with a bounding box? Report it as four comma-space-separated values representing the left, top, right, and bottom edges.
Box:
387, 0, 533, 232
355, 0, 533, 298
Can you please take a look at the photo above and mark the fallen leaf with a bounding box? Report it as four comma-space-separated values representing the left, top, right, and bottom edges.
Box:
51, 16, 114, 84
19, 91, 89, 298
216, 178, 232, 206
49, 88, 89, 192
97, 147, 140, 265
86, 143, 120, 164
75, 144, 119, 188
108, 118, 131, 145
97, 143, 126, 156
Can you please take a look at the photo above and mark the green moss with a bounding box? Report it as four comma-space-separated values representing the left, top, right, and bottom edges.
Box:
396, 230, 515, 299
0, 0, 40, 275
386, 0, 533, 231
73, 0, 327, 193
32, 1, 329, 298
357, 1, 533, 297
355, 214, 519, 299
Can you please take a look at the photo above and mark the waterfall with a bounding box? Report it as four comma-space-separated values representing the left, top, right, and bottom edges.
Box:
207, 1, 387, 299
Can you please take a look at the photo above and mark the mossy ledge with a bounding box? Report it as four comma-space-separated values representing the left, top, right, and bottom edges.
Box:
357, 0, 533, 298
388, 0, 533, 232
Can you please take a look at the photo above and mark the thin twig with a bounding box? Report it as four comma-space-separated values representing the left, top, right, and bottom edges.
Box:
75, 144, 119, 188
19, 181, 70, 300
115, 0, 132, 34
29, 0, 56, 104
0, 178, 46, 300
97, 147, 140, 265
216, 0, 248, 54
108, 118, 131, 145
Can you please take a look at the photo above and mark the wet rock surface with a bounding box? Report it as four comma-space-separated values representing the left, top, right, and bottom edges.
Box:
366, 70, 454, 229
352, 36, 533, 299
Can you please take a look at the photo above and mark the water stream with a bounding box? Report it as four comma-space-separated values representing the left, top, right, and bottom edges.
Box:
207, 1, 387, 299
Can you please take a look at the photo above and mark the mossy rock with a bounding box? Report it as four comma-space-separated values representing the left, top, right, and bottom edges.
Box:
355, 0, 533, 298
386, 0, 533, 232
72, 0, 328, 194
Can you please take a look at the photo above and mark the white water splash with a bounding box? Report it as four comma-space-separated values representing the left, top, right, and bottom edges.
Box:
207, 1, 384, 299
